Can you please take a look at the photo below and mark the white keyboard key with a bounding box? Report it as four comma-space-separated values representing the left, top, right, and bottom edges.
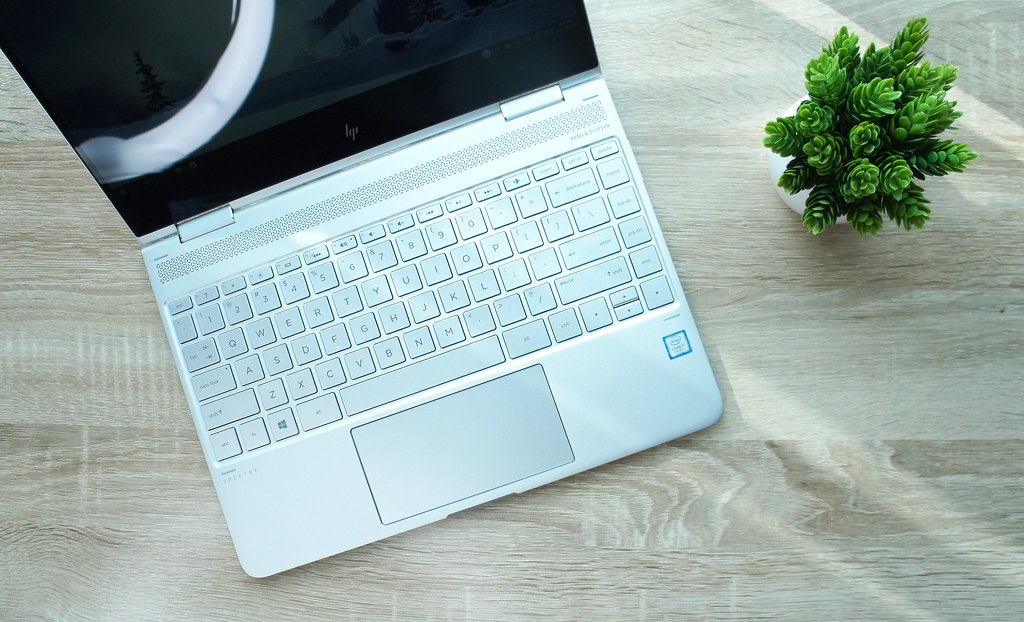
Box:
331, 235, 357, 254
221, 276, 247, 296
410, 291, 441, 324
455, 208, 488, 240
464, 306, 496, 337
280, 274, 310, 305
350, 313, 381, 345
361, 275, 393, 307
427, 219, 458, 251
395, 229, 428, 262
474, 183, 502, 203
498, 259, 531, 291
263, 343, 294, 376
345, 348, 376, 380
608, 187, 641, 219
320, 324, 352, 355
268, 409, 298, 441
374, 337, 406, 369
275, 256, 302, 275
380, 302, 411, 334
308, 263, 339, 294
615, 301, 644, 321
252, 283, 282, 315
438, 281, 471, 313
238, 418, 271, 451
549, 309, 582, 343
286, 368, 317, 401
210, 428, 242, 461
529, 248, 562, 280
591, 140, 620, 160
416, 203, 444, 223
303, 245, 330, 265
201, 389, 259, 431
494, 294, 527, 327
338, 251, 369, 283
571, 197, 610, 232
619, 216, 653, 249
234, 354, 265, 386
295, 393, 342, 431
367, 240, 398, 272
560, 227, 620, 270
503, 320, 551, 359
451, 243, 483, 275
403, 327, 435, 359
532, 162, 559, 181
511, 221, 543, 253
248, 265, 274, 285
554, 257, 631, 305
481, 231, 513, 264
359, 224, 386, 245
468, 269, 501, 302
445, 193, 472, 213
515, 187, 548, 218
258, 378, 288, 410
640, 276, 675, 310
547, 169, 599, 208
173, 314, 198, 344
245, 317, 276, 349
610, 287, 640, 307
580, 298, 613, 332
168, 296, 193, 315
524, 283, 557, 316
274, 307, 305, 339
392, 264, 423, 297
331, 285, 363, 319
485, 197, 517, 229
435, 315, 466, 348
223, 294, 254, 326
195, 304, 225, 335
195, 286, 220, 306
561, 151, 588, 170
192, 364, 236, 401
503, 173, 530, 192
629, 246, 663, 278
302, 296, 334, 329
314, 357, 347, 389
597, 157, 631, 189
541, 210, 573, 243
421, 254, 453, 286
217, 327, 248, 359
388, 213, 415, 234
292, 333, 322, 366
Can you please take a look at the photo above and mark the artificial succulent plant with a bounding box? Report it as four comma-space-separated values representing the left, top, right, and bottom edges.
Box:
764, 17, 977, 236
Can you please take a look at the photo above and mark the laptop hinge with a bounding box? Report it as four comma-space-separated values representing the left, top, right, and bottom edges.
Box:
500, 84, 564, 122
176, 205, 235, 243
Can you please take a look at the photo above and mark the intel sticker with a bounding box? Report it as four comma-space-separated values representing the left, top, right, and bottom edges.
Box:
663, 331, 692, 359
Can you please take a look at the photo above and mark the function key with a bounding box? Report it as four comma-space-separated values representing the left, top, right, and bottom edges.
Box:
359, 224, 387, 245
591, 140, 620, 161
416, 204, 444, 223
561, 151, 589, 171
387, 213, 415, 234
473, 183, 502, 203
303, 245, 330, 265
168, 296, 193, 315
331, 235, 357, 254
248, 265, 274, 285
502, 173, 530, 192
276, 255, 302, 275
445, 193, 473, 213
221, 276, 247, 296
532, 162, 559, 181
194, 286, 220, 306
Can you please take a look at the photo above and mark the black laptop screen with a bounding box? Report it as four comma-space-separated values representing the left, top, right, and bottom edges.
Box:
0, 0, 597, 237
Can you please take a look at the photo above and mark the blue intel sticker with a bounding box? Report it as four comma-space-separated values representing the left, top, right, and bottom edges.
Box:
663, 331, 692, 360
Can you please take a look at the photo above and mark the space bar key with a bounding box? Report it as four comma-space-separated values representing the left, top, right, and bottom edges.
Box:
339, 336, 506, 416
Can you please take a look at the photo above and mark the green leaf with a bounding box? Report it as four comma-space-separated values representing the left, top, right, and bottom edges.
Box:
854, 43, 894, 83
907, 139, 978, 176
779, 156, 820, 195
891, 17, 929, 73
847, 77, 902, 123
878, 155, 914, 200
824, 26, 861, 78
795, 100, 835, 137
802, 133, 848, 176
896, 61, 960, 102
846, 200, 885, 236
884, 182, 931, 230
889, 91, 961, 145
802, 183, 845, 235
806, 52, 847, 105
849, 121, 884, 158
764, 116, 804, 157
839, 158, 880, 203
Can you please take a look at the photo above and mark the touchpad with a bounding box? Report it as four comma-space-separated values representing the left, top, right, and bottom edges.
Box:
351, 365, 574, 525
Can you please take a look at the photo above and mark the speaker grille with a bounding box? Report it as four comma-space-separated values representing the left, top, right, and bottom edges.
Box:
157, 101, 607, 283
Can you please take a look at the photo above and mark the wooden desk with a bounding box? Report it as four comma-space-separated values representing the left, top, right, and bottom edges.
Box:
2, 1, 1022, 619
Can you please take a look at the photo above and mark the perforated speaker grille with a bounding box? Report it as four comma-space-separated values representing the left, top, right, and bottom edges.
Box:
157, 101, 608, 283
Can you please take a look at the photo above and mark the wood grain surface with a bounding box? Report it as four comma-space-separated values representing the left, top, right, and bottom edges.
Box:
2, 1, 1022, 620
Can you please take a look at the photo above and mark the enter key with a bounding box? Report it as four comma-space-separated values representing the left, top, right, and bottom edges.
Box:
559, 227, 621, 270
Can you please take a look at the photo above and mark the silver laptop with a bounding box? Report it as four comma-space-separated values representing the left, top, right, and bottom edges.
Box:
0, 0, 722, 576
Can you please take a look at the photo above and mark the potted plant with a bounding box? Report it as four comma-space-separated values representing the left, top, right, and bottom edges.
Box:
764, 17, 977, 236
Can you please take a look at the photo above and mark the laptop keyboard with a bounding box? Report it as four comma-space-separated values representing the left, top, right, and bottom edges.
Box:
166, 139, 677, 462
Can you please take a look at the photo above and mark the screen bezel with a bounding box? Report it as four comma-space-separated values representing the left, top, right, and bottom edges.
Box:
0, 1, 598, 238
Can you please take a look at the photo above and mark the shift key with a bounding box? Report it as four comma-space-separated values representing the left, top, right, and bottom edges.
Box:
554, 257, 632, 305
201, 389, 259, 430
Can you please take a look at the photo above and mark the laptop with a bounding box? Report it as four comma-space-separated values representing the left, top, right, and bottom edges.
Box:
0, 0, 722, 576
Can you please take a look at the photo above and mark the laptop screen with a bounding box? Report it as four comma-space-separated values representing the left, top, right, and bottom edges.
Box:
0, 0, 597, 237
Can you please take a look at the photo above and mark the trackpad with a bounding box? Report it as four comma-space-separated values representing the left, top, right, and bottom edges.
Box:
351, 365, 574, 525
